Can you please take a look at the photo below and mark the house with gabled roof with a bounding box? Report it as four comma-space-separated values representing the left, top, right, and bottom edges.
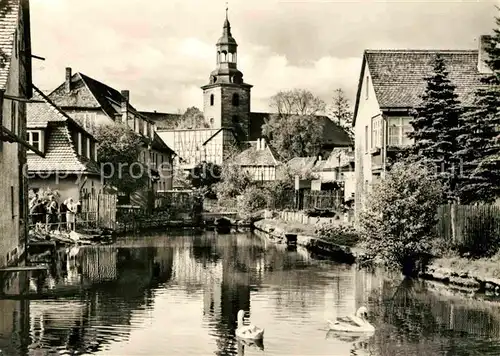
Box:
47, 68, 175, 206
0, 0, 37, 267
27, 86, 102, 201
232, 138, 280, 181
352, 36, 490, 222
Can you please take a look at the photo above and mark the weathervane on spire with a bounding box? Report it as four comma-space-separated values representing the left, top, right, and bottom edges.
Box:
225, 2, 229, 19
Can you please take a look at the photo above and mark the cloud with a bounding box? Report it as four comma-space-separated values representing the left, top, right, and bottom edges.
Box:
30, 0, 496, 114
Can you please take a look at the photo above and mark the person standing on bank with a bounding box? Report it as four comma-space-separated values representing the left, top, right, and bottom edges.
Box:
60, 199, 68, 231
66, 198, 77, 231
47, 196, 59, 230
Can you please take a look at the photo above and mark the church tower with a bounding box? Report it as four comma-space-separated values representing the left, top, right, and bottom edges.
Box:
201, 8, 252, 141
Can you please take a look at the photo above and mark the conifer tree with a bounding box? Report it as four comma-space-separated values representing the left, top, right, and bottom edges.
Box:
407, 54, 462, 201
456, 14, 500, 204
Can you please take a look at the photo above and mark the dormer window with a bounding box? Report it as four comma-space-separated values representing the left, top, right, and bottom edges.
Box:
27, 130, 43, 154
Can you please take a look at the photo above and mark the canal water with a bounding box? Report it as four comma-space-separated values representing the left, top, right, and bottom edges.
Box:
1, 231, 500, 355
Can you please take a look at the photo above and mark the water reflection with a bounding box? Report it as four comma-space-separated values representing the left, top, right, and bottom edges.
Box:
1, 232, 500, 355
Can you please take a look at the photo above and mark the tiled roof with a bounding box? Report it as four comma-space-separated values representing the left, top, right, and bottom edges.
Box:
354, 49, 486, 124
27, 87, 100, 175
287, 156, 318, 175
235, 143, 278, 166
320, 147, 354, 170
152, 131, 175, 155
249, 112, 352, 146
0, 0, 19, 90
27, 86, 95, 139
140, 111, 182, 130
48, 72, 153, 123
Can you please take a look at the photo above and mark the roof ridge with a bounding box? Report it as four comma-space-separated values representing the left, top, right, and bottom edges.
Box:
365, 49, 478, 54
32, 85, 96, 139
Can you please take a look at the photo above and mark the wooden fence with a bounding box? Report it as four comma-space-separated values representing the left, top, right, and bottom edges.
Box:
80, 193, 118, 229
302, 190, 343, 210
436, 204, 500, 244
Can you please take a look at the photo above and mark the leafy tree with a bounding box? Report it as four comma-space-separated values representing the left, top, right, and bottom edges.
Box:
187, 161, 222, 198
215, 157, 252, 201
406, 54, 462, 202
456, 17, 500, 204
94, 123, 149, 196
329, 88, 354, 140
262, 114, 323, 161
358, 160, 443, 277
176, 106, 209, 129
263, 89, 326, 161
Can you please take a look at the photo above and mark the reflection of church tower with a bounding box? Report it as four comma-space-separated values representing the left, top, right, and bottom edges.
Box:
201, 8, 252, 141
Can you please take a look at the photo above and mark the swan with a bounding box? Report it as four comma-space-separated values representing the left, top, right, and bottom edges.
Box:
327, 306, 375, 333
235, 310, 264, 340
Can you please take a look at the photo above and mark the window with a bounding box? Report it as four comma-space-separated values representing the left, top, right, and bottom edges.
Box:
232, 93, 240, 106
365, 76, 369, 100
27, 131, 41, 153
388, 117, 413, 146
371, 116, 382, 149
11, 101, 17, 135
81, 134, 88, 157
11, 186, 14, 219
232, 115, 239, 124
364, 125, 368, 153
210, 94, 214, 106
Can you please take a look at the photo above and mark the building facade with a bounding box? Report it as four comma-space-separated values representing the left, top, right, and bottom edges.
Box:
47, 69, 175, 206
352, 37, 490, 223
27, 86, 102, 202
0, 0, 35, 267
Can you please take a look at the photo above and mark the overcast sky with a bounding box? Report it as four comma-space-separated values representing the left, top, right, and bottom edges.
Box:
30, 0, 497, 114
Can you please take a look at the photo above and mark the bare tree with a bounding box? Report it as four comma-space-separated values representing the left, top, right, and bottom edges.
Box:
270, 89, 326, 116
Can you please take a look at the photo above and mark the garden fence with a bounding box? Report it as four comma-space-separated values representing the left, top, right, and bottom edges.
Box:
436, 204, 500, 244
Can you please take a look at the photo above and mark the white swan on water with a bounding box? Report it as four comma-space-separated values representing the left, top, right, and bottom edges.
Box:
235, 310, 264, 340
327, 306, 375, 333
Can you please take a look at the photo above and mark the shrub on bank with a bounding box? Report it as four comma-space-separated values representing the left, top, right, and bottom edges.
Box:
315, 224, 359, 247
237, 186, 270, 220
358, 160, 443, 277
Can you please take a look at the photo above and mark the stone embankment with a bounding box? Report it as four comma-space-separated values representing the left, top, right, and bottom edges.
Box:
253, 219, 356, 264
420, 261, 500, 295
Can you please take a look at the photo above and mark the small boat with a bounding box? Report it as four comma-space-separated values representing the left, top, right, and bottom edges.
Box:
327, 306, 375, 333
235, 310, 264, 341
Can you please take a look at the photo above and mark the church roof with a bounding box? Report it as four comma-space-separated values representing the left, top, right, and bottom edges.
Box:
249, 112, 352, 147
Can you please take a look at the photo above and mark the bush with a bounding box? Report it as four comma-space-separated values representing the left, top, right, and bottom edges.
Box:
358, 160, 443, 277
315, 224, 359, 246
237, 186, 270, 220
455, 209, 500, 258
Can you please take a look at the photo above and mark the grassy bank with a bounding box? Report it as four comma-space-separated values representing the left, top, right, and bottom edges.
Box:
430, 254, 500, 281
259, 218, 359, 247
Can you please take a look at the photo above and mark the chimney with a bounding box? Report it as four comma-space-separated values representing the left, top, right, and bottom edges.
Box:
478, 35, 493, 74
121, 90, 129, 124
121, 90, 130, 102
261, 138, 266, 149
65, 67, 72, 93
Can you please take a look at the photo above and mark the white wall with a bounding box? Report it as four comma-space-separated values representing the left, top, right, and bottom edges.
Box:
354, 63, 382, 221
